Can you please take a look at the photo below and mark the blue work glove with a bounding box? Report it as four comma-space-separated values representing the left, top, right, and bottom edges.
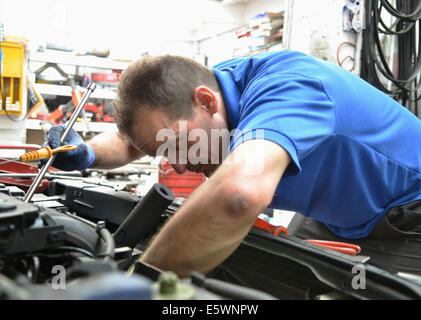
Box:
43, 124, 95, 171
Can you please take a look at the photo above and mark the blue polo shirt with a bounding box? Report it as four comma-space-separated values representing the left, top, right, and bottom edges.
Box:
212, 50, 421, 239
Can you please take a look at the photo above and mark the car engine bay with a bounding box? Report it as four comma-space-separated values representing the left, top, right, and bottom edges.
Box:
0, 171, 421, 300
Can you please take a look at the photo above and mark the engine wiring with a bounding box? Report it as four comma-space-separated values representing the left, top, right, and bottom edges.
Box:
360, 0, 421, 116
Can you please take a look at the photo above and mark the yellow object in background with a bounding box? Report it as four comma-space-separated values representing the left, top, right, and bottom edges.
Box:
4, 36, 28, 47
0, 41, 25, 115
26, 79, 46, 116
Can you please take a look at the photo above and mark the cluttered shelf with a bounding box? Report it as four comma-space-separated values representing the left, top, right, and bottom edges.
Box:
197, 11, 284, 63
233, 11, 284, 58
29, 51, 131, 71
29, 48, 132, 102
26, 118, 117, 133
34, 83, 116, 100
24, 48, 128, 136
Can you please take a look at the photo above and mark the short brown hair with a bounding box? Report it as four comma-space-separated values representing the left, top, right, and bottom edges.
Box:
114, 55, 220, 138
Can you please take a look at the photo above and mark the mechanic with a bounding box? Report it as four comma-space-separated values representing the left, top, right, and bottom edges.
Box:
45, 50, 421, 277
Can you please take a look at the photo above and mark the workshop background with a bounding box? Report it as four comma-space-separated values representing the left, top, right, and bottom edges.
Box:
0, 0, 419, 227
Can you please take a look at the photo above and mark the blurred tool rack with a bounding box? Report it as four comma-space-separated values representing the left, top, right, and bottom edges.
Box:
29, 51, 131, 100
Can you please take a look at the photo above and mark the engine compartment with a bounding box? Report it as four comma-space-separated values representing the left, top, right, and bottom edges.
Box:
0, 179, 277, 300
0, 177, 421, 300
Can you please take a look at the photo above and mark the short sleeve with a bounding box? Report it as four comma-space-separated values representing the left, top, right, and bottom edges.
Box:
230, 73, 336, 173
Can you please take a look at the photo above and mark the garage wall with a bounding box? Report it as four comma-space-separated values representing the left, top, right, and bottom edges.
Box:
197, 0, 286, 66
283, 0, 359, 72
0, 0, 200, 59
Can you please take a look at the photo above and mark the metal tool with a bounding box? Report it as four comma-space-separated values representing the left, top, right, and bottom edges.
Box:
253, 217, 288, 236
24, 82, 96, 203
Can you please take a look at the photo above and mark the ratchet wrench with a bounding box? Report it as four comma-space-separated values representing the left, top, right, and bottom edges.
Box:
23, 82, 97, 202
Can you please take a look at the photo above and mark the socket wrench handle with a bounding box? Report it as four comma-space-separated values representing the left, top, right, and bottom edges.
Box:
60, 82, 96, 144
24, 82, 97, 203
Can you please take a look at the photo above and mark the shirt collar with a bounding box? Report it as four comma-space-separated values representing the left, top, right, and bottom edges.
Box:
212, 68, 240, 131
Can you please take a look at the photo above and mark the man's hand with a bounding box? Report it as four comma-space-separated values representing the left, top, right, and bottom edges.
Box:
43, 124, 95, 171
140, 139, 291, 278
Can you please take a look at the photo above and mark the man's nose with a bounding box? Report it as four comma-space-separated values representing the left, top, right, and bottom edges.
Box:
171, 163, 187, 174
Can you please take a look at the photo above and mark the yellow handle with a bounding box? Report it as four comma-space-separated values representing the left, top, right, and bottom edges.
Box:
19, 145, 78, 162
51, 145, 78, 154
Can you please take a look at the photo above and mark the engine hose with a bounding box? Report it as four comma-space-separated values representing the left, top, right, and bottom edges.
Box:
113, 184, 174, 248
96, 221, 115, 261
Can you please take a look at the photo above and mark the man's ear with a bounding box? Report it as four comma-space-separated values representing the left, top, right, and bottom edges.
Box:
193, 86, 218, 115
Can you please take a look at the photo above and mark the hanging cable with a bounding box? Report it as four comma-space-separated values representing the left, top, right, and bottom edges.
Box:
360, 0, 421, 116
337, 41, 356, 72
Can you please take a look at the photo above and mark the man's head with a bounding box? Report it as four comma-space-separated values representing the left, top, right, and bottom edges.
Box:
114, 55, 229, 177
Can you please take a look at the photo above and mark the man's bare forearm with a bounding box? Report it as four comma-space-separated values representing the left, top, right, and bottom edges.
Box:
140, 171, 259, 278
87, 131, 144, 169
140, 140, 291, 278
